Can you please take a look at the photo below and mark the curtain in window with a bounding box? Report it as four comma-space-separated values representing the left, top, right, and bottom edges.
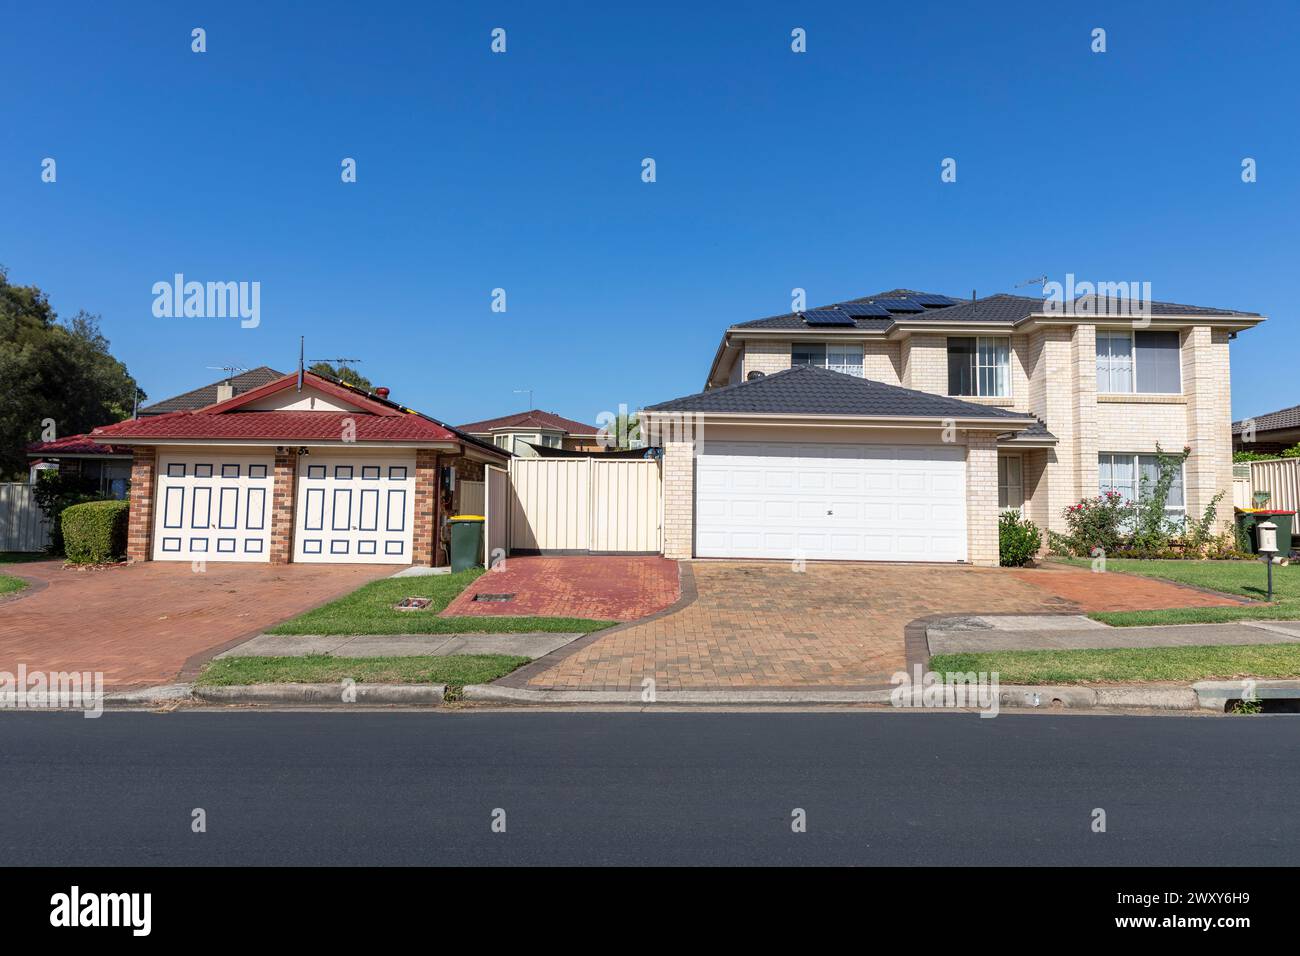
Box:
826, 344, 863, 376
792, 344, 826, 367
998, 456, 1023, 511
1096, 332, 1133, 393
978, 337, 1009, 397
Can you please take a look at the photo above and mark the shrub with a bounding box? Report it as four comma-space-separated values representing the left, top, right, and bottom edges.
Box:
1057, 491, 1133, 557
31, 470, 100, 555
61, 500, 129, 564
999, 512, 1041, 567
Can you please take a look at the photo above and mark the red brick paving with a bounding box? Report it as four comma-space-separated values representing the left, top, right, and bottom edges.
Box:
440, 555, 680, 622
0, 560, 391, 689
1007, 563, 1244, 612
526, 560, 1244, 690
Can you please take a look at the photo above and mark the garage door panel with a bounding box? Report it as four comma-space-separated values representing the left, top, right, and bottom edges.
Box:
295, 456, 414, 564
153, 455, 273, 562
696, 441, 967, 562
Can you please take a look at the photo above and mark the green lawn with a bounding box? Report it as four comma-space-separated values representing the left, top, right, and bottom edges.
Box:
267, 567, 617, 636
0, 553, 43, 596
196, 653, 528, 691
1054, 557, 1300, 626
930, 644, 1300, 685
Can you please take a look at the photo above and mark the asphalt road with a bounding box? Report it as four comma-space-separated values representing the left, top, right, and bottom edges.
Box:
0, 710, 1295, 866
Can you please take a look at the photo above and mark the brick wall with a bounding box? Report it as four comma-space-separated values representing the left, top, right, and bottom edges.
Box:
125, 446, 156, 562
662, 439, 694, 559
269, 451, 297, 564
741, 341, 791, 378
1183, 326, 1234, 530
965, 432, 1000, 566
905, 334, 948, 393
413, 449, 438, 566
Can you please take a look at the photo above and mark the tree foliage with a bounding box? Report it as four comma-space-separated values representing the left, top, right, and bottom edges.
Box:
0, 266, 142, 479
309, 362, 373, 392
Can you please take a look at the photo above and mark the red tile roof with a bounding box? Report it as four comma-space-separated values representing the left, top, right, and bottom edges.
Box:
26, 433, 134, 456
91, 410, 460, 443
459, 409, 600, 436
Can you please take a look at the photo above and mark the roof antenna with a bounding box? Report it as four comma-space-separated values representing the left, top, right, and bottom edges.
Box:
205, 364, 247, 384
297, 336, 304, 392
513, 386, 535, 409
1014, 275, 1047, 289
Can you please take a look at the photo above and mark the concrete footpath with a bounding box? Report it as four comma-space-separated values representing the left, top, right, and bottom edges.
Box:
217, 632, 583, 660
927, 614, 1300, 654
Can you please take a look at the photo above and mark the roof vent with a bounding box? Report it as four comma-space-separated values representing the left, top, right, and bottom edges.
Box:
746, 371, 765, 381
375, 387, 390, 399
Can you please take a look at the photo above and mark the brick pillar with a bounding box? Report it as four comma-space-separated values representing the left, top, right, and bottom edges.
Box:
126, 446, 157, 562
965, 431, 1000, 567
269, 451, 297, 564
662, 439, 695, 559
413, 450, 438, 566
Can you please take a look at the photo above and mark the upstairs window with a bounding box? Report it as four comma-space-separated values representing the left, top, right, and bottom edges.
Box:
1098, 453, 1186, 521
1096, 330, 1181, 394
948, 337, 1010, 397
792, 343, 864, 376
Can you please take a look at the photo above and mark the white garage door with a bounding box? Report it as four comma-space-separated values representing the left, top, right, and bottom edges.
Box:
153, 454, 274, 562
294, 457, 415, 564
695, 441, 968, 562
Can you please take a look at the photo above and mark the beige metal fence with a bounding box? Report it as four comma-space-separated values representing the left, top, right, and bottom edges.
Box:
0, 483, 51, 552
507, 457, 661, 553
1247, 458, 1300, 512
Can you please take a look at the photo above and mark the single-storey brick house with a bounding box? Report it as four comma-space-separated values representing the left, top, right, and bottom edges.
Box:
642, 289, 1264, 566
88, 370, 510, 565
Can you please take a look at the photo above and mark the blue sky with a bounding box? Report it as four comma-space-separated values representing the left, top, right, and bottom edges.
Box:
2, 0, 1296, 425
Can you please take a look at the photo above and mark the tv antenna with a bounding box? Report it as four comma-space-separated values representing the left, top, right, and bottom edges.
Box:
513, 386, 534, 409
1014, 275, 1048, 288
206, 364, 248, 384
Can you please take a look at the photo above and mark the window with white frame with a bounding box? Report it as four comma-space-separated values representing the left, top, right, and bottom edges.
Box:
998, 455, 1024, 513
948, 337, 1010, 397
1098, 453, 1185, 519
791, 342, 864, 376
1096, 330, 1181, 394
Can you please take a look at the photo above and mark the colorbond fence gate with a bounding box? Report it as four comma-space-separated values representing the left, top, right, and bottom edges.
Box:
506, 458, 662, 554
0, 483, 51, 552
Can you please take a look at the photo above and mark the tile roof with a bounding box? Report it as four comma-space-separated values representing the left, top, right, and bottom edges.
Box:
138, 366, 284, 416
646, 365, 1035, 421
90, 410, 461, 443
732, 291, 1260, 332
459, 409, 600, 436
1233, 404, 1300, 435
26, 433, 134, 456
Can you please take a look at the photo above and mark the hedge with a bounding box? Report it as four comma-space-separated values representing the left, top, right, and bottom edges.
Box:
61, 500, 130, 564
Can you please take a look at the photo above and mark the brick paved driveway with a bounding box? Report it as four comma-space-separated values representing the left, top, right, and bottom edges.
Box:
0, 560, 391, 689
518, 560, 1243, 690
440, 555, 680, 622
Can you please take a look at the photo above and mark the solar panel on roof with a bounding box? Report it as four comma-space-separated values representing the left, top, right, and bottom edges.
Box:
908, 293, 958, 307
837, 301, 892, 317
802, 309, 855, 326
872, 298, 926, 313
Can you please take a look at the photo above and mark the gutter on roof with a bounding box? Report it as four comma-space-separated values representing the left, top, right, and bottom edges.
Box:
1019, 313, 1265, 331
641, 410, 1038, 431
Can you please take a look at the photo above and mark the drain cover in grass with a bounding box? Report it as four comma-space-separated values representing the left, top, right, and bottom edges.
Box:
394, 597, 432, 611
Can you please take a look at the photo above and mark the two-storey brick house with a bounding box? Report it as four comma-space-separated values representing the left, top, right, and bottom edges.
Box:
643, 290, 1263, 566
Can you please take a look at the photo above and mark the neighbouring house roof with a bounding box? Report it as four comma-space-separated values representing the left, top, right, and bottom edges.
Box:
1233, 404, 1300, 435
528, 443, 652, 459
458, 409, 600, 436
645, 364, 1036, 423
138, 366, 284, 416
732, 291, 1261, 332
88, 371, 511, 457
25, 433, 134, 457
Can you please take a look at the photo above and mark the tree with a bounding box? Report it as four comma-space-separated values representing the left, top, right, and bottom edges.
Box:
0, 266, 143, 479
309, 362, 373, 392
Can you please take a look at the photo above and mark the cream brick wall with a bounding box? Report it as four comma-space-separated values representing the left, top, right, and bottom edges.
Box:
905, 334, 948, 393
741, 342, 790, 378
965, 431, 1000, 566
662, 439, 695, 559
1182, 326, 1234, 530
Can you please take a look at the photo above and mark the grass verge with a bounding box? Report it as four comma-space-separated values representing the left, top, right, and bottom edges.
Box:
267, 568, 617, 636
196, 653, 529, 691
1053, 557, 1300, 626
930, 643, 1300, 685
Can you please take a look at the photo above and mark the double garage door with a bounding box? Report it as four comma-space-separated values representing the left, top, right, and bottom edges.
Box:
152, 453, 415, 564
695, 441, 968, 562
